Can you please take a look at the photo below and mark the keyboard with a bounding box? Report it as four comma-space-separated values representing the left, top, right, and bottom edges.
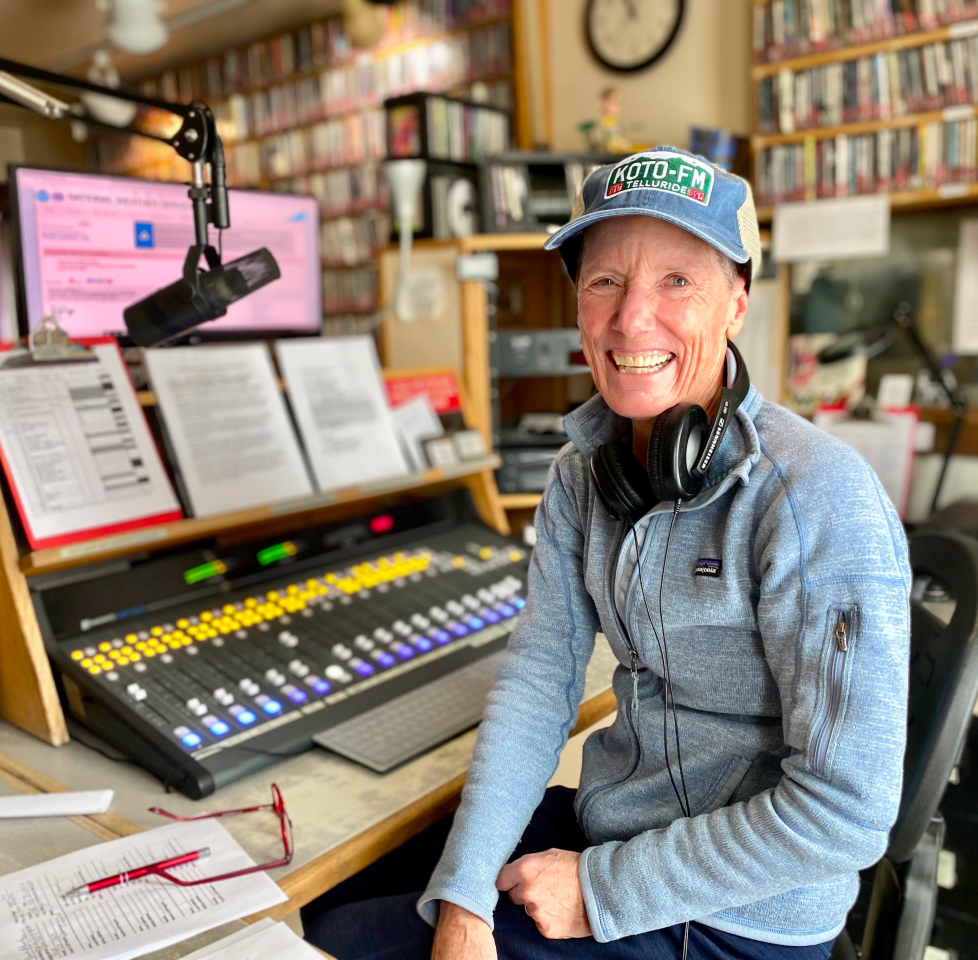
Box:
312, 649, 508, 772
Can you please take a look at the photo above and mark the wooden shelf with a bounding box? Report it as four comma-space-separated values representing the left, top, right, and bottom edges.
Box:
499, 493, 542, 510
392, 233, 552, 256
19, 456, 501, 579
752, 105, 978, 150
752, 20, 978, 79
755, 180, 978, 222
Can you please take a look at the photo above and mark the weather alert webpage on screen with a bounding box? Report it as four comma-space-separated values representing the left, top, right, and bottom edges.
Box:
14, 167, 322, 338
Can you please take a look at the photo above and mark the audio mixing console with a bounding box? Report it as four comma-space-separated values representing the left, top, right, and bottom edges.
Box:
32, 493, 529, 798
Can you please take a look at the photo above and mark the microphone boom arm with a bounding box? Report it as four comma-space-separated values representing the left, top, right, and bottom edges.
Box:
0, 56, 229, 260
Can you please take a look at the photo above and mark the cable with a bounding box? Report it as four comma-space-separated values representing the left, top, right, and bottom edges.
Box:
631, 499, 691, 960
631, 523, 686, 817
659, 500, 691, 816
630, 504, 691, 819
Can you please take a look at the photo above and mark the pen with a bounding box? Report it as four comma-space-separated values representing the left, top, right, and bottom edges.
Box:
62, 847, 211, 902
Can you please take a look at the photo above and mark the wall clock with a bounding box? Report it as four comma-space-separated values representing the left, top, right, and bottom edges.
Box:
586, 0, 685, 72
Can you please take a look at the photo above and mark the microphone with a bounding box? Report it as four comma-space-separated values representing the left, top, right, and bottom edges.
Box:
123, 247, 280, 347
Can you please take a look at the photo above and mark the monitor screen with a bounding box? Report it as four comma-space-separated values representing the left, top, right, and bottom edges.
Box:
11, 166, 322, 339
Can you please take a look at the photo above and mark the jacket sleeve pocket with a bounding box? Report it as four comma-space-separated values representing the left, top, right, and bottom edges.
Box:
808, 605, 858, 777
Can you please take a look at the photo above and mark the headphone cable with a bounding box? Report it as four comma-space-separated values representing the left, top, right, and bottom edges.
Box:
630, 522, 687, 818
631, 500, 691, 960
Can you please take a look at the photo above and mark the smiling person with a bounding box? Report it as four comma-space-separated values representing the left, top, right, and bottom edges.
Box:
302, 148, 911, 960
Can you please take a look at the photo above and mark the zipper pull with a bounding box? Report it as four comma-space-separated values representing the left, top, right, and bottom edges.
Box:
629, 649, 640, 707
836, 613, 848, 652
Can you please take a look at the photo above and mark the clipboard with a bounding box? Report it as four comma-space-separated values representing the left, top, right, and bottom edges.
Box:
0, 334, 183, 550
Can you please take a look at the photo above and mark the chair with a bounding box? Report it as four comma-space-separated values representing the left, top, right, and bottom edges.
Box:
834, 529, 978, 960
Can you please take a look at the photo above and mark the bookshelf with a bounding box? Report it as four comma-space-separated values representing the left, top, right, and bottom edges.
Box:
750, 0, 978, 219
95, 0, 520, 328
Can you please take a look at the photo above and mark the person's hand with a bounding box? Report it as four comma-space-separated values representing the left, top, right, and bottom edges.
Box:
431, 901, 497, 960
496, 849, 591, 939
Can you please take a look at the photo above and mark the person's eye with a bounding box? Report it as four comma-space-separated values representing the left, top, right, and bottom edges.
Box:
667, 275, 690, 287
589, 276, 617, 288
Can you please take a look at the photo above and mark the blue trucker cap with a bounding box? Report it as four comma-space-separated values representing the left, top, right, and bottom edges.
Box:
544, 146, 762, 287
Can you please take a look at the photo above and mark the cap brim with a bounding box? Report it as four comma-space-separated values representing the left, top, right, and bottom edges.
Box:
543, 205, 751, 267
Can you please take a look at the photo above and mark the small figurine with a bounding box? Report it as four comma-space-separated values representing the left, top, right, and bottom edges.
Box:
580, 86, 633, 154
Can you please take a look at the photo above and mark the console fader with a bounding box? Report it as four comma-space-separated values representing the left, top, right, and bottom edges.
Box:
33, 493, 529, 798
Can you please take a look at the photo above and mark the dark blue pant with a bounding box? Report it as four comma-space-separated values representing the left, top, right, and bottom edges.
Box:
302, 786, 836, 960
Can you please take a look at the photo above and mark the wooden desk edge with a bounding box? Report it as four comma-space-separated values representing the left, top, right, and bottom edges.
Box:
245, 686, 618, 922
0, 686, 617, 927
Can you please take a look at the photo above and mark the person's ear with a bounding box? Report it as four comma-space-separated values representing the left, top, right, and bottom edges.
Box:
724, 278, 749, 339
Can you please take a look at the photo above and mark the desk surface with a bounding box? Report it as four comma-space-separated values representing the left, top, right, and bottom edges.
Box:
0, 639, 618, 937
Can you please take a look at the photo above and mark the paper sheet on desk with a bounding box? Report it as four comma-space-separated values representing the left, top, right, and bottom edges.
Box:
0, 818, 286, 960
180, 920, 322, 960
0, 790, 113, 818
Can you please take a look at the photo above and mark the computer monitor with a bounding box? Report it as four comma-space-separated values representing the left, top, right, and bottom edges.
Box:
10, 165, 322, 340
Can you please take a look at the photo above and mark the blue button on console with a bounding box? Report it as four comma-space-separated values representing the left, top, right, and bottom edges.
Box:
465, 615, 485, 631
430, 628, 452, 645
229, 704, 257, 725
412, 635, 433, 652
393, 643, 415, 660
481, 609, 501, 624
513, 596, 526, 609
497, 602, 515, 617
449, 622, 469, 638
181, 731, 202, 748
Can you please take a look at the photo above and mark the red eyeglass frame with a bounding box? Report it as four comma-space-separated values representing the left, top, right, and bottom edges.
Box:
145, 783, 293, 886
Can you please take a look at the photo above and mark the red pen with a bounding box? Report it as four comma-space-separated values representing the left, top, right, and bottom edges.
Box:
62, 847, 211, 902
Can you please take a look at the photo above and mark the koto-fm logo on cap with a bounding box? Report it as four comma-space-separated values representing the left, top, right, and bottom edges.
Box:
604, 152, 715, 206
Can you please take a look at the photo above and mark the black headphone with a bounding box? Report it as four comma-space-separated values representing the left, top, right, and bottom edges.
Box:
590, 341, 750, 523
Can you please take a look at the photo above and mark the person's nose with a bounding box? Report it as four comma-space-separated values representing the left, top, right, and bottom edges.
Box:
613, 282, 657, 340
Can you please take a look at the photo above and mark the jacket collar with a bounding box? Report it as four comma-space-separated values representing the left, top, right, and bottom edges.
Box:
563, 385, 763, 508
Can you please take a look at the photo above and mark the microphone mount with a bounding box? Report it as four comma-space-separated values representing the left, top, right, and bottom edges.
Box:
0, 56, 230, 272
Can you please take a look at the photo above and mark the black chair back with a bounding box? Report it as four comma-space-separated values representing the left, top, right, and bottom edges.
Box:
889, 529, 978, 863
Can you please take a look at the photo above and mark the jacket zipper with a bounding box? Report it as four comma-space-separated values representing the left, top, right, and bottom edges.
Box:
576, 525, 643, 831
812, 611, 849, 774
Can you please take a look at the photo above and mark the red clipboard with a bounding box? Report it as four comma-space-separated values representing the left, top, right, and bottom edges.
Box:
0, 337, 183, 551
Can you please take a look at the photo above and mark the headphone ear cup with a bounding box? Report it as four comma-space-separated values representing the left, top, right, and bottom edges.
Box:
648, 404, 710, 502
590, 441, 654, 525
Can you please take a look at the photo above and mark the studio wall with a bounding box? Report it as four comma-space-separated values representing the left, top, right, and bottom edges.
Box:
546, 0, 752, 153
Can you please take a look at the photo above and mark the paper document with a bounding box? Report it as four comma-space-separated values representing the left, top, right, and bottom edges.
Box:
773, 195, 890, 262
0, 342, 181, 549
953, 219, 978, 354
145, 344, 313, 517
392, 394, 445, 471
814, 408, 918, 519
181, 919, 321, 960
0, 818, 286, 960
276, 337, 409, 491
0, 790, 113, 819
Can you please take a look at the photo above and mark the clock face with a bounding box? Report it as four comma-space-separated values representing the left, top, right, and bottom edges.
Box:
587, 0, 685, 72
